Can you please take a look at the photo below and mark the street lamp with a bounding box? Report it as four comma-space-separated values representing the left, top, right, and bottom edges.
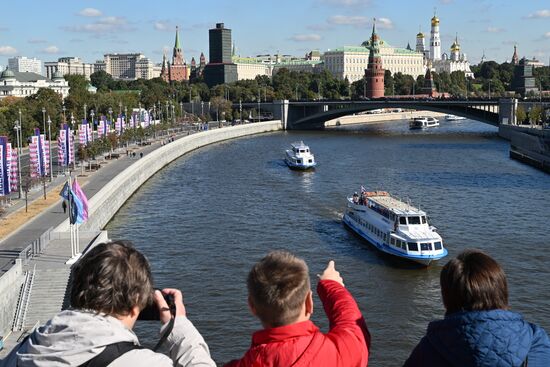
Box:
488, 80, 492, 99
47, 116, 53, 182
83, 103, 87, 121
62, 103, 66, 123
41, 107, 46, 136
108, 108, 113, 128
118, 101, 122, 116
14, 121, 22, 198
180, 101, 184, 121
257, 90, 261, 123
90, 110, 95, 142
165, 101, 169, 124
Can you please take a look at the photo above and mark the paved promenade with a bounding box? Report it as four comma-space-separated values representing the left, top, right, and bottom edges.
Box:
0, 134, 183, 272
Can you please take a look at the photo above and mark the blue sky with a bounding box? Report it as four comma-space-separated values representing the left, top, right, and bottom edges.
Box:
1, 0, 549, 69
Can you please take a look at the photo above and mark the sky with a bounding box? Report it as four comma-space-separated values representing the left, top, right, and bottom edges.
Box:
1, 0, 549, 69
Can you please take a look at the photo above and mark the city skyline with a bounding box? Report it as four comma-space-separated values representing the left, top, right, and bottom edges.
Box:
1, 0, 549, 69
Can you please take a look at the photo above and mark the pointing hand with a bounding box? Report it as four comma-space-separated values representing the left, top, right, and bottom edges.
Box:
318, 260, 344, 287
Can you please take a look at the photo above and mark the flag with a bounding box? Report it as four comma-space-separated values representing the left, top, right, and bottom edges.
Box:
59, 181, 85, 225
72, 178, 88, 222
361, 186, 366, 193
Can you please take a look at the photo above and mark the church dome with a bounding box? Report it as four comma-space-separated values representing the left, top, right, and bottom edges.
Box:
52, 70, 64, 80
416, 32, 424, 39
451, 41, 460, 52
1, 69, 15, 79
431, 16, 440, 26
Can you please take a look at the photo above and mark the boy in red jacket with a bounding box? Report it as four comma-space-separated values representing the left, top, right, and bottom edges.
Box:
225, 251, 370, 367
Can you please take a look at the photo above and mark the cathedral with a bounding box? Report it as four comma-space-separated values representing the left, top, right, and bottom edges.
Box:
161, 26, 190, 82
415, 13, 473, 78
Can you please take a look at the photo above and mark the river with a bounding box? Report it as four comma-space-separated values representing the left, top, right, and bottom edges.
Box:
106, 119, 550, 365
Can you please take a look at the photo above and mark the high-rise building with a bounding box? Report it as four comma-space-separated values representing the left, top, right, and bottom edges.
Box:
364, 22, 385, 98
8, 56, 42, 75
512, 57, 538, 96
44, 57, 94, 80
160, 26, 190, 82
203, 23, 237, 87
97, 53, 155, 80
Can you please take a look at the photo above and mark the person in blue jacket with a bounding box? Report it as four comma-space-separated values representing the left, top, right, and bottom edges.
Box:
404, 249, 550, 367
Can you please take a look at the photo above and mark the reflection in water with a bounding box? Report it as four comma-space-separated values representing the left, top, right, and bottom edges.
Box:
107, 119, 550, 365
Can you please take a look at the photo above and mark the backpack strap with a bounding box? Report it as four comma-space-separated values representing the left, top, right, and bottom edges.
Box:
79, 342, 144, 367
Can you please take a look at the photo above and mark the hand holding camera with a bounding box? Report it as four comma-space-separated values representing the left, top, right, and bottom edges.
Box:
155, 288, 186, 324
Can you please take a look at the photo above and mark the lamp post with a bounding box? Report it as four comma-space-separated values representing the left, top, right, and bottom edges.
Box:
108, 107, 113, 127
47, 116, 53, 182
14, 121, 22, 198
239, 99, 242, 123
70, 112, 75, 128
165, 101, 169, 125
118, 101, 122, 116
257, 90, 261, 123
90, 110, 95, 142
83, 103, 87, 121
488, 80, 492, 99
41, 107, 46, 136
295, 85, 298, 100
62, 103, 66, 123
172, 104, 175, 125
201, 101, 204, 118
180, 101, 184, 121
152, 105, 156, 138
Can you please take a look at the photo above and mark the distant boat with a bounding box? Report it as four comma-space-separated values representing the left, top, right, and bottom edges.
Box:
284, 141, 316, 170
409, 116, 439, 129
343, 189, 448, 266
445, 114, 467, 121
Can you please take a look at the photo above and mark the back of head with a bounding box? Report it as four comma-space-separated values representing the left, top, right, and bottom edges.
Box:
440, 249, 508, 315
247, 251, 310, 327
71, 240, 153, 316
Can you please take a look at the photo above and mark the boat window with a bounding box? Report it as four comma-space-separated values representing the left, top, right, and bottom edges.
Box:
297, 159, 302, 164
408, 242, 418, 251
421, 216, 427, 224
408, 216, 421, 225
308, 159, 312, 163
420, 243, 432, 251
390, 238, 396, 245
299, 149, 305, 153
399, 217, 407, 225
434, 242, 442, 250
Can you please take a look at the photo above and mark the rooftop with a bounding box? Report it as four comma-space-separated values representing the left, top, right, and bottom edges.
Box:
368, 193, 425, 216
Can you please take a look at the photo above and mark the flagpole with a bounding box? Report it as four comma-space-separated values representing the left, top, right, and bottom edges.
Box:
68, 176, 75, 258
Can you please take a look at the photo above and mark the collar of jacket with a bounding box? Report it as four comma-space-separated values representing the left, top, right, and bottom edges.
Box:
252, 320, 319, 345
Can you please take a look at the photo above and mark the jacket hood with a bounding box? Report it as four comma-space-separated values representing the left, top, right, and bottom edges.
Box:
426, 310, 533, 367
16, 309, 139, 367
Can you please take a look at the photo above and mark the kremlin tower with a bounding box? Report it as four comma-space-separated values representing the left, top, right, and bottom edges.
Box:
429, 12, 441, 61
161, 26, 190, 82
364, 19, 385, 98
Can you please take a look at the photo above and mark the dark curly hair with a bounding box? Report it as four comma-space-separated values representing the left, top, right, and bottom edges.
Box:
70, 240, 154, 316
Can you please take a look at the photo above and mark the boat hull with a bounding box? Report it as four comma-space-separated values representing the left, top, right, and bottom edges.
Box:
285, 158, 316, 170
343, 213, 447, 266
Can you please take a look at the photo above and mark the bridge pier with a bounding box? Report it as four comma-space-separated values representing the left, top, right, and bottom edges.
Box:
499, 98, 518, 125
272, 100, 289, 130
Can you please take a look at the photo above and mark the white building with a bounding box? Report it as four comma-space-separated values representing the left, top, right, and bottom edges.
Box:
232, 53, 323, 80
425, 14, 473, 78
96, 53, 156, 80
324, 41, 425, 83
44, 57, 95, 80
0, 69, 69, 99
8, 56, 42, 75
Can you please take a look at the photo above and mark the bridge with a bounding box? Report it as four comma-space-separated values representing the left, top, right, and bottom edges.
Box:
183, 98, 547, 130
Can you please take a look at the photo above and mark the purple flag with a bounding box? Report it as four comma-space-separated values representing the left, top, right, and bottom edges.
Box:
71, 178, 89, 222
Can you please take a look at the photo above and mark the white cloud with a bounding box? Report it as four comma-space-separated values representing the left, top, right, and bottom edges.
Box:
485, 27, 504, 33
526, 9, 550, 18
64, 16, 132, 34
28, 39, 47, 44
544, 32, 550, 39
328, 15, 369, 27
42, 46, 60, 54
317, 0, 370, 6
0, 46, 17, 55
377, 17, 394, 29
154, 21, 175, 32
78, 8, 102, 17
289, 34, 322, 42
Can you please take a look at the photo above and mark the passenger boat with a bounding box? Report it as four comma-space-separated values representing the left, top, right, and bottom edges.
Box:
284, 141, 316, 170
409, 116, 439, 129
343, 189, 447, 266
445, 114, 466, 121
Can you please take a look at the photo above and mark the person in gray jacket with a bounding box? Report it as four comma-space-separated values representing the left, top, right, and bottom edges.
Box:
1, 240, 216, 367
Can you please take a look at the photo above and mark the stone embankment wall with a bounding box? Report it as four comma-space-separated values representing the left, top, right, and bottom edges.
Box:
55, 121, 283, 233
0, 260, 24, 337
325, 111, 446, 127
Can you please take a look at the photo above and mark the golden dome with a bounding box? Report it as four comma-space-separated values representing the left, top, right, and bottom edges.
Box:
431, 16, 439, 26
416, 32, 424, 38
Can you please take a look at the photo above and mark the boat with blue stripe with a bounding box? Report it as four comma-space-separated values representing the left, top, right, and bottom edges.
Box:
343, 189, 448, 266
285, 141, 316, 170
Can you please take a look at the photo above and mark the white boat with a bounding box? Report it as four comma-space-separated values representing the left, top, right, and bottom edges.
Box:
343, 190, 448, 266
409, 116, 439, 129
285, 141, 316, 170
445, 114, 466, 121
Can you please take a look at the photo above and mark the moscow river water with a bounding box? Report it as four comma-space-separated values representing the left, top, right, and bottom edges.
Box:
106, 119, 550, 365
